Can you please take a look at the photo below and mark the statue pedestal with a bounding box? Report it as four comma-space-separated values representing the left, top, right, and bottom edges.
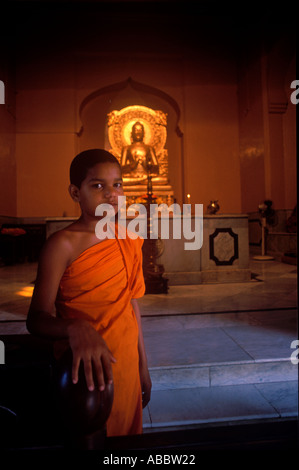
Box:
155, 214, 251, 285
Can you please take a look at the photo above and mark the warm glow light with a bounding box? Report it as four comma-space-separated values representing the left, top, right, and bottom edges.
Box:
187, 194, 190, 199
16, 286, 34, 298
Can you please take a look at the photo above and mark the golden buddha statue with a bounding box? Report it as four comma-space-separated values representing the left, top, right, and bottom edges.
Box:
107, 105, 173, 205
121, 121, 159, 183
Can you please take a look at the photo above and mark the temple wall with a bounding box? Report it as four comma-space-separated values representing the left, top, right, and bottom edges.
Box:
0, 7, 296, 220
0, 56, 16, 216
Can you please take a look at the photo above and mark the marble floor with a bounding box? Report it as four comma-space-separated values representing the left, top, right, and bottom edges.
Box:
0, 256, 298, 435
0, 258, 297, 325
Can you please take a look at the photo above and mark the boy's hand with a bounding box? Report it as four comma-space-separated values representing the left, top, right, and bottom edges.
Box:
67, 320, 116, 392
139, 364, 152, 408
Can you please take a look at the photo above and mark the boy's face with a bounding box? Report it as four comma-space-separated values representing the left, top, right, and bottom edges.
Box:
70, 162, 124, 218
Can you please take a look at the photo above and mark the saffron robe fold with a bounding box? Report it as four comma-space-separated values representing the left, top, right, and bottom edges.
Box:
55, 231, 145, 437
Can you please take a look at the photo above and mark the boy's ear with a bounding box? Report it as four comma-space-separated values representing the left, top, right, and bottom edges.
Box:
68, 184, 80, 202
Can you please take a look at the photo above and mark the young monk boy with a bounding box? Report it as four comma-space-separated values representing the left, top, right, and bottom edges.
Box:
26, 149, 152, 437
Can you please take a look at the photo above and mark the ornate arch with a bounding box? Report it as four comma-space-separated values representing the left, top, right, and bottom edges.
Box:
76, 77, 186, 202
76, 76, 183, 138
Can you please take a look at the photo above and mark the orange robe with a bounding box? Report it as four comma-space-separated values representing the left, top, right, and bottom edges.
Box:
55, 230, 145, 437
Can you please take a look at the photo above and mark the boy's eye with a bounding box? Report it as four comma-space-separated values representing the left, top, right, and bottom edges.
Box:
92, 181, 122, 189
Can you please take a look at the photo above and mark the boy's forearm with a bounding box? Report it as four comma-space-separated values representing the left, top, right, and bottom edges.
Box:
131, 299, 148, 368
26, 308, 85, 341
131, 298, 152, 407
27, 308, 115, 391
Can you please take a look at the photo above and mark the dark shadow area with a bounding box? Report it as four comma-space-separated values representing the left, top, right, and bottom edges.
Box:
0, 334, 298, 452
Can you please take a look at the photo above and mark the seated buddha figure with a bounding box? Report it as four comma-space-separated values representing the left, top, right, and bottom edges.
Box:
121, 121, 159, 184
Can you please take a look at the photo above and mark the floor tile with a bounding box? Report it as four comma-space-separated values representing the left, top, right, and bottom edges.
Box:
221, 324, 297, 360
149, 365, 210, 391
210, 360, 297, 386
255, 381, 298, 417
144, 327, 252, 368
0, 321, 28, 335
145, 384, 280, 429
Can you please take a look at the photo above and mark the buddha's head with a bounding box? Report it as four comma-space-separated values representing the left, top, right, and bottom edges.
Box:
131, 121, 144, 142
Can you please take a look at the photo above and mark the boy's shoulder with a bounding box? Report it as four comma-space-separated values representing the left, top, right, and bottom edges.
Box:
43, 222, 101, 266
41, 226, 76, 260
48, 225, 74, 244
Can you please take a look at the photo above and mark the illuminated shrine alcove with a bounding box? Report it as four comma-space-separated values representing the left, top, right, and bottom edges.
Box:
76, 77, 184, 205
